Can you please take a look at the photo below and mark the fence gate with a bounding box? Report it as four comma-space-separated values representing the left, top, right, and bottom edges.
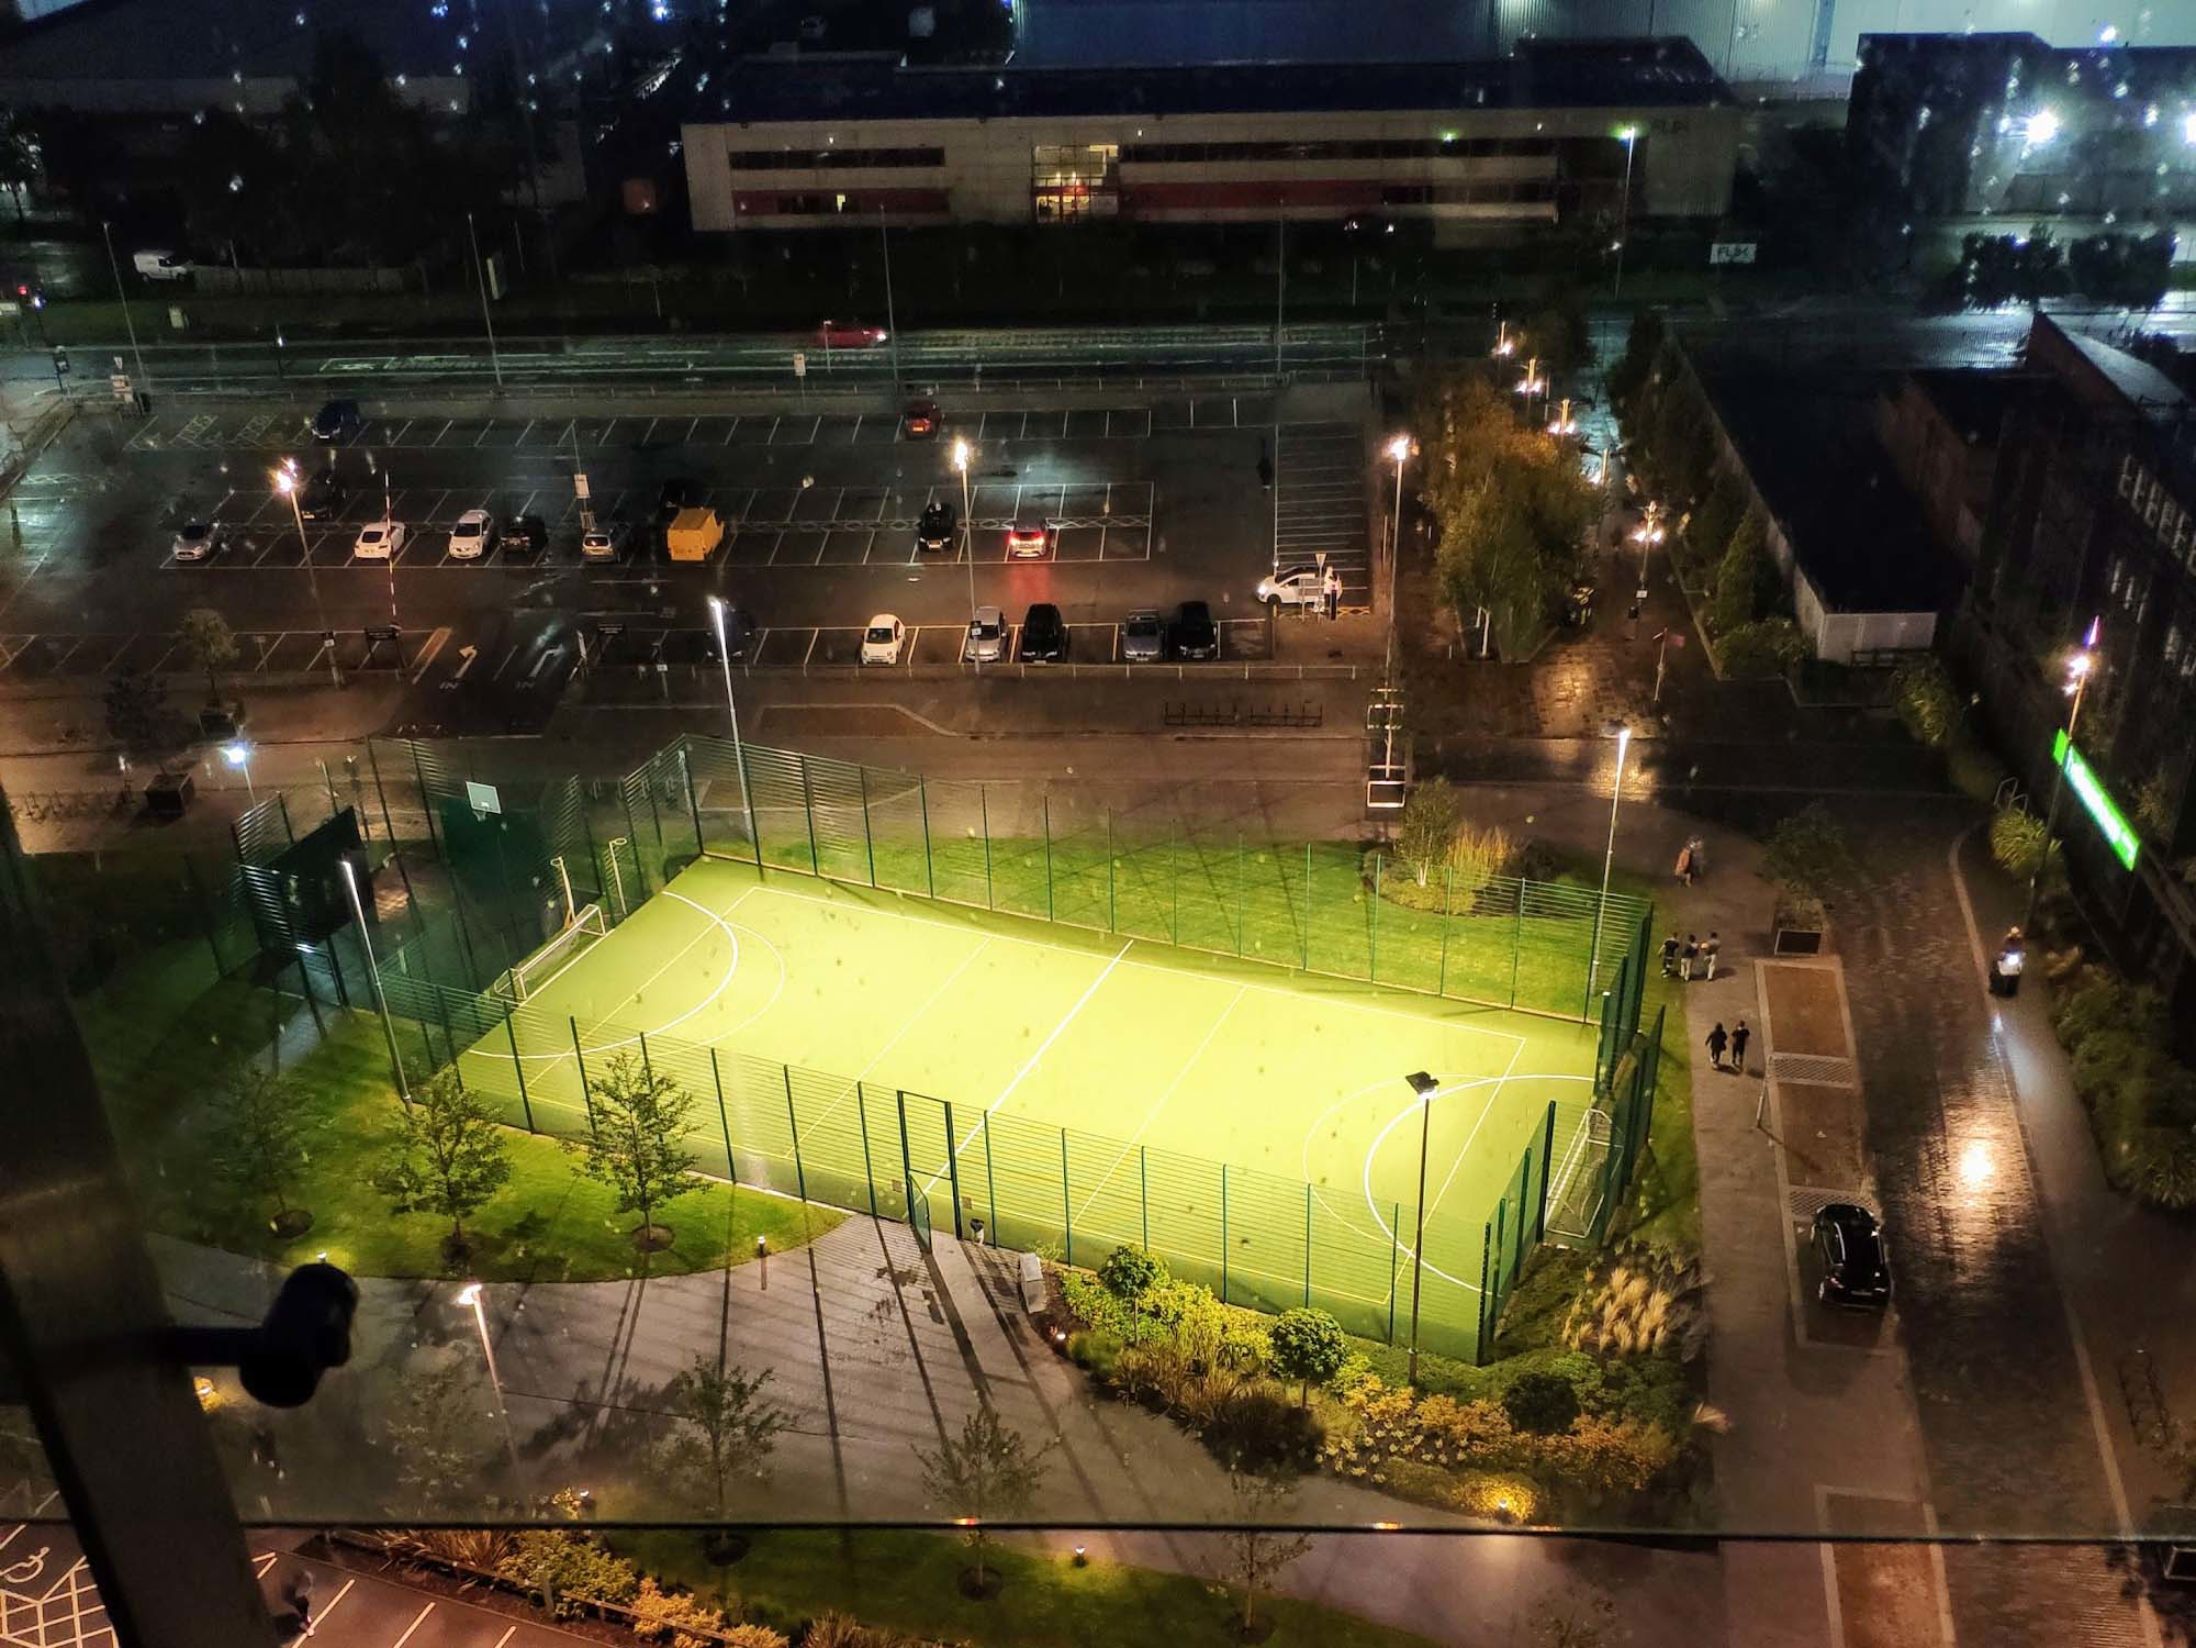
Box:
895, 1091, 961, 1248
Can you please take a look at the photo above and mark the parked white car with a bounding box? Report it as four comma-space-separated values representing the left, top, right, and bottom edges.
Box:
354, 519, 405, 561
132, 249, 193, 281
860, 613, 906, 666
1256, 564, 1327, 608
447, 508, 494, 560
963, 605, 1007, 663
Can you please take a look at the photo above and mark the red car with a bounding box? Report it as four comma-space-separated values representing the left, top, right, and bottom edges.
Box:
903, 399, 941, 439
817, 319, 889, 348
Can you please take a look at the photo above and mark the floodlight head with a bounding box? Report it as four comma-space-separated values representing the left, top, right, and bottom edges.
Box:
454, 1282, 482, 1308
1385, 434, 1412, 464
222, 742, 250, 768
951, 436, 971, 471
1406, 1071, 1440, 1098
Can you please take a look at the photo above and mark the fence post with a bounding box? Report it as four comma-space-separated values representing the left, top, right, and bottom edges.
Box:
920, 777, 936, 899
979, 784, 993, 908
858, 766, 877, 887
1303, 1182, 1313, 1306
1536, 1101, 1556, 1243
855, 1086, 878, 1218
1510, 879, 1526, 1008
1476, 1220, 1493, 1363
678, 745, 704, 862
796, 754, 820, 875
729, 737, 761, 869
1139, 1146, 1150, 1253
894, 1089, 920, 1234
1300, 843, 1311, 971
942, 1099, 964, 1239
1234, 835, 1245, 954
1492, 1198, 1507, 1299
1169, 823, 1180, 944
1438, 863, 1453, 997
505, 1012, 536, 1131
1043, 794, 1055, 922
982, 1115, 998, 1238
1105, 809, 1115, 932
783, 1065, 808, 1204
407, 740, 442, 857
570, 1017, 598, 1139
1371, 852, 1381, 983
710, 1047, 735, 1185
1387, 1203, 1400, 1342
620, 782, 649, 898
1059, 1129, 1073, 1264
1220, 1164, 1231, 1303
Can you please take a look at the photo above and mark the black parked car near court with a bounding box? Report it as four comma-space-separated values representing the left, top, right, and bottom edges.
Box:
1170, 600, 1219, 661
1020, 602, 1069, 662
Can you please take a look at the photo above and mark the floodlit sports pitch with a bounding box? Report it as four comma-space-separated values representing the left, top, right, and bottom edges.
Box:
459, 856, 1604, 1349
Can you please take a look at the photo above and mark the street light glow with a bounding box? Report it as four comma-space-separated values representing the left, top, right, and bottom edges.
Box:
2023, 108, 2061, 146
951, 436, 971, 473
455, 1282, 482, 1308
221, 742, 250, 768
1385, 433, 1412, 464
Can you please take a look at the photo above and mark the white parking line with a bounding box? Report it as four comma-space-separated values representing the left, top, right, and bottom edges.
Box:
389, 1601, 436, 1647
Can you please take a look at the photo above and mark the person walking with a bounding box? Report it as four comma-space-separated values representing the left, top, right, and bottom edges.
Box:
1660, 931, 1680, 977
1673, 841, 1693, 884
1324, 566, 1341, 620
1729, 1018, 1751, 1075
1702, 931, 1722, 981
1680, 933, 1698, 981
1686, 836, 1706, 882
1705, 1021, 1729, 1071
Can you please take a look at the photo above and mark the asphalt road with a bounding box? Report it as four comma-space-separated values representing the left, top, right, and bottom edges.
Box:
0, 389, 1369, 737
9, 318, 1381, 394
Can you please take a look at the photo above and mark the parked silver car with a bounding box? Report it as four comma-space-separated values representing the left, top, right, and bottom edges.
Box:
1122, 608, 1164, 662
963, 605, 1007, 664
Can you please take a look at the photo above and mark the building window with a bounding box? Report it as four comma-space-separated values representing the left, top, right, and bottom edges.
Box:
1032, 144, 1119, 221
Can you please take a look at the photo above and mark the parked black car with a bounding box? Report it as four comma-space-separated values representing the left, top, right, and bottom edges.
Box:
703, 605, 758, 663
1812, 1203, 1892, 1309
916, 500, 957, 554
1019, 602, 1069, 662
310, 399, 361, 442
1170, 600, 1219, 661
499, 513, 549, 557
297, 471, 347, 520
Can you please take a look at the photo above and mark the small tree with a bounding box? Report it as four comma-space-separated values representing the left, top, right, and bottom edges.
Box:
383, 1350, 496, 1515
1267, 1308, 1348, 1408
207, 1062, 311, 1236
373, 1069, 512, 1263
1394, 778, 1460, 889
1990, 805, 2056, 884
914, 1406, 1054, 1596
1762, 802, 1850, 905
655, 1353, 792, 1520
177, 607, 238, 707
103, 665, 167, 754
1098, 1245, 1166, 1309
570, 1051, 700, 1250
1709, 510, 1767, 637
1217, 1470, 1313, 1639
1501, 1369, 1582, 1435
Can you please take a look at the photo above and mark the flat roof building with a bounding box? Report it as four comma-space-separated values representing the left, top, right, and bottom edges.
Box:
681, 40, 1739, 237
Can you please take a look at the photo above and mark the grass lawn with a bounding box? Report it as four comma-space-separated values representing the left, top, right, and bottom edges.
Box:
618, 1527, 1440, 1648
78, 966, 836, 1283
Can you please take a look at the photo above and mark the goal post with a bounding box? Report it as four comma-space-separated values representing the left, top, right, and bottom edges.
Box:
498, 903, 610, 1003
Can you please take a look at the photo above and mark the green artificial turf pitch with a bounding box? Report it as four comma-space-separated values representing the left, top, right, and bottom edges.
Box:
460, 858, 1602, 1354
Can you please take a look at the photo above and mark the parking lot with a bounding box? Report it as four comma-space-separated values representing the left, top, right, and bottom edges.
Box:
0, 626, 419, 681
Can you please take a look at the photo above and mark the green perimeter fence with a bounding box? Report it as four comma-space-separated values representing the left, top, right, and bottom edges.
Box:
34, 733, 1662, 1363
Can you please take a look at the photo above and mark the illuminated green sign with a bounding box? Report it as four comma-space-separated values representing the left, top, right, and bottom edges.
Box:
2053, 730, 2140, 871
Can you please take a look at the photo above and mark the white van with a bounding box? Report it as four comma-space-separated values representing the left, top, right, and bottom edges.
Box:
132, 250, 193, 282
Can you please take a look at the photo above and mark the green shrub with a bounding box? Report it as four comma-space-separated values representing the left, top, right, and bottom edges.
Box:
1989, 806, 2055, 882
1500, 1370, 1582, 1437
2049, 966, 2160, 1051
1947, 729, 2011, 804
1716, 618, 1808, 678
1269, 1308, 1350, 1407
1199, 1384, 1324, 1474
1709, 511, 1767, 636
1762, 803, 1850, 902
2129, 1127, 2196, 1211
1066, 1330, 1124, 1380
1098, 1245, 1166, 1307
1890, 656, 1962, 748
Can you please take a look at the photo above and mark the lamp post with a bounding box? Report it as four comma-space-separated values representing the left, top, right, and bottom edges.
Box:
1491, 320, 1517, 360
1515, 356, 1546, 421
1383, 433, 1413, 684
466, 212, 504, 392
1586, 725, 1633, 1012
222, 741, 255, 802
1403, 1070, 1441, 1388
705, 595, 757, 856
454, 1282, 520, 1470
952, 437, 976, 615
2023, 617, 2100, 934
1613, 127, 1640, 297
274, 461, 340, 686
99, 220, 149, 397
339, 857, 411, 1106
876, 208, 902, 393
1631, 499, 1665, 587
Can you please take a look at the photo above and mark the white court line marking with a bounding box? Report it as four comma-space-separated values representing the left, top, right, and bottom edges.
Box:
1067, 983, 1245, 1229
949, 940, 1132, 1165
734, 878, 1525, 1056
800, 936, 992, 1144
467, 883, 757, 1066
284, 1575, 354, 1643
1423, 1035, 1524, 1221
390, 1602, 435, 1647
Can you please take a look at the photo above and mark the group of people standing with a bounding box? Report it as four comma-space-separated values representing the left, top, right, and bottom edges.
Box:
1660, 930, 1721, 982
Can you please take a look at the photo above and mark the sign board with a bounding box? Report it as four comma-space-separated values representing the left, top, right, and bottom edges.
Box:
0, 301, 20, 318
168, 305, 186, 330
792, 351, 807, 378
465, 780, 502, 817
110, 373, 132, 401
1709, 242, 1758, 266
2053, 731, 2140, 870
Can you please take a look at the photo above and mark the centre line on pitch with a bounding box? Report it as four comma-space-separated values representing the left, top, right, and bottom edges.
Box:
955, 939, 1132, 1160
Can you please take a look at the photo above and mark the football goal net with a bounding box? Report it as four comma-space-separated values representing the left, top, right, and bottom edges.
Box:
497, 903, 611, 1003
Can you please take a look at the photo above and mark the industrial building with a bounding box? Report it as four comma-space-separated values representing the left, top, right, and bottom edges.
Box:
682, 41, 1740, 237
